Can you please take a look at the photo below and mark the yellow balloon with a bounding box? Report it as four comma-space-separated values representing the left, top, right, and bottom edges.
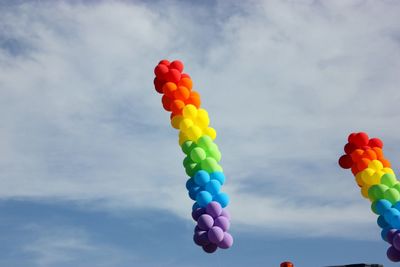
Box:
195, 109, 210, 129
355, 172, 365, 186
186, 125, 202, 141
179, 131, 189, 146
179, 118, 193, 132
361, 168, 375, 185
171, 115, 183, 130
368, 160, 383, 171
383, 167, 395, 175
182, 104, 198, 120
203, 127, 217, 140
371, 171, 384, 185
361, 185, 370, 199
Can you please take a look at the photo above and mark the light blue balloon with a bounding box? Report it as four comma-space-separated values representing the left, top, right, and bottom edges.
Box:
196, 191, 213, 207
210, 172, 225, 185
189, 187, 201, 201
194, 170, 211, 186
213, 192, 230, 208
375, 199, 393, 215
384, 208, 400, 225
205, 180, 221, 195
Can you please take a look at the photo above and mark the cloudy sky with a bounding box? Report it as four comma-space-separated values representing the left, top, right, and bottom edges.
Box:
1, 0, 400, 266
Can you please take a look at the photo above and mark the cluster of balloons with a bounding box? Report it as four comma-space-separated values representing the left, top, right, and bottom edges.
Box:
339, 132, 400, 262
153, 59, 233, 253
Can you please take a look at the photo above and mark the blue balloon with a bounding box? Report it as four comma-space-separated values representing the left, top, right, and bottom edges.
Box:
382, 227, 392, 242
210, 172, 225, 185
384, 208, 400, 225
196, 191, 213, 207
194, 170, 211, 186
192, 202, 200, 211
392, 215, 400, 229
375, 199, 393, 215
378, 215, 390, 229
394, 201, 400, 211
205, 180, 221, 195
213, 192, 230, 208
189, 187, 202, 201
186, 178, 197, 191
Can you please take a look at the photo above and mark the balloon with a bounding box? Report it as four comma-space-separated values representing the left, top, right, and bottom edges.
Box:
369, 137, 383, 148
185, 163, 199, 177
178, 77, 193, 90
171, 115, 183, 129
161, 95, 173, 111
183, 156, 194, 168
356, 158, 370, 170
202, 243, 218, 253
344, 142, 357, 154
369, 159, 384, 171
208, 226, 224, 244
221, 208, 231, 220
214, 216, 230, 231
192, 202, 200, 211
207, 146, 222, 162
383, 167, 395, 175
154, 63, 169, 79
338, 155, 353, 169
154, 77, 165, 94
181, 141, 195, 155
182, 104, 198, 120
385, 188, 400, 204
171, 99, 185, 114
166, 69, 181, 83
197, 135, 214, 150
190, 147, 207, 163
368, 184, 389, 201
382, 173, 398, 187
179, 118, 194, 132
197, 214, 214, 230
210, 172, 225, 185
205, 180, 222, 195
382, 227, 392, 242
353, 132, 369, 147
192, 208, 206, 221
214, 192, 230, 208
189, 187, 201, 201
378, 215, 390, 229
351, 149, 364, 162
195, 109, 210, 129
188, 91, 201, 108
203, 127, 217, 140
201, 157, 222, 173
162, 82, 177, 97
194, 170, 211, 186
387, 229, 400, 244
193, 231, 210, 246
186, 178, 196, 191
205, 201, 222, 218
348, 132, 357, 143
196, 191, 213, 207
387, 246, 400, 262
186, 125, 203, 141
373, 199, 392, 215
174, 86, 190, 100
170, 60, 184, 72
361, 186, 369, 199
384, 208, 400, 225
218, 232, 233, 249
158, 59, 170, 66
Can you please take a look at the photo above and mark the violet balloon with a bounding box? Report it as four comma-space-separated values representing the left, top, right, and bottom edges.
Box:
218, 232, 233, 249
192, 208, 205, 221
203, 243, 218, 253
206, 201, 222, 218
197, 214, 214, 230
394, 234, 400, 250
220, 208, 231, 220
387, 229, 400, 244
193, 231, 210, 246
387, 246, 400, 262
208, 226, 224, 244
214, 216, 230, 232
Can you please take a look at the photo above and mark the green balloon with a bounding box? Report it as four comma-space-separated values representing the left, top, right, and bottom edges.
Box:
368, 184, 389, 201
197, 135, 213, 150
185, 163, 199, 177
183, 156, 194, 168
201, 157, 222, 173
181, 141, 195, 155
384, 188, 400, 204
371, 201, 379, 215
381, 173, 398, 187
190, 147, 207, 163
207, 147, 222, 162
393, 183, 400, 192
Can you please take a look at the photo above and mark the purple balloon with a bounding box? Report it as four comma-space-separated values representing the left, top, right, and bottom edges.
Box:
202, 243, 218, 253
387, 229, 399, 244
214, 216, 230, 232
197, 214, 214, 230
193, 231, 210, 246
194, 225, 201, 233
218, 232, 234, 249
387, 246, 400, 262
208, 226, 224, 244
220, 208, 231, 220
394, 234, 400, 250
206, 201, 222, 218
192, 208, 205, 221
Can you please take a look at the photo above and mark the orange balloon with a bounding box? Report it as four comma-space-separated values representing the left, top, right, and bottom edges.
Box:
363, 149, 377, 160
178, 78, 193, 90
357, 158, 370, 171
171, 100, 185, 115
187, 91, 201, 108
162, 95, 173, 111
162, 82, 177, 98
381, 158, 391, 168
351, 149, 364, 163
173, 86, 190, 101
372, 147, 383, 159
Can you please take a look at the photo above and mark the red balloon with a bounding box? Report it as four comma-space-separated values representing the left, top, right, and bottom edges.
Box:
339, 155, 353, 169
154, 64, 169, 79
181, 73, 191, 79
158, 59, 170, 66
161, 95, 173, 111
348, 132, 357, 143
353, 132, 369, 147
369, 137, 383, 148
170, 60, 184, 73
166, 69, 181, 83
344, 143, 356, 154
154, 77, 165, 94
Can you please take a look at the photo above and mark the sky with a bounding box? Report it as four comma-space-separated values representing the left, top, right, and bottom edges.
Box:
1, 0, 400, 266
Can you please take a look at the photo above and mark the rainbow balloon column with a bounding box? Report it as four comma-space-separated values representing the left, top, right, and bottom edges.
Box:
339, 132, 400, 262
153, 59, 233, 253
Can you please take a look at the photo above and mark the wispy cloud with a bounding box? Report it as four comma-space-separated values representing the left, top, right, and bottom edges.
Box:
0, 0, 400, 240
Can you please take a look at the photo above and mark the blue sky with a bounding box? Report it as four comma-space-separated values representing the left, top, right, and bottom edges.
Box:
1, 0, 400, 266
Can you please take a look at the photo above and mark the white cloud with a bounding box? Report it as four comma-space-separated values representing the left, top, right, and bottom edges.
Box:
0, 0, 400, 239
